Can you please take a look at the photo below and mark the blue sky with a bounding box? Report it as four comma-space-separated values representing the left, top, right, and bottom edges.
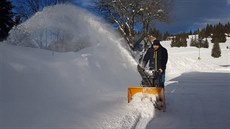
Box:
75, 0, 230, 34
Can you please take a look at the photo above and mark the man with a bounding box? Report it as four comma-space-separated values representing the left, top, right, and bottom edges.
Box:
142, 39, 168, 111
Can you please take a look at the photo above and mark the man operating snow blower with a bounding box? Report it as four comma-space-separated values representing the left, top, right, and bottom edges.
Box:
127, 39, 168, 112
141, 39, 168, 112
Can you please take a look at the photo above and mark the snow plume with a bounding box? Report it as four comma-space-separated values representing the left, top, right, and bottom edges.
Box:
5, 4, 128, 53
1, 4, 147, 129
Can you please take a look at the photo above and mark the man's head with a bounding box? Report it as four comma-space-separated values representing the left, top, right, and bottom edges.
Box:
152, 40, 161, 50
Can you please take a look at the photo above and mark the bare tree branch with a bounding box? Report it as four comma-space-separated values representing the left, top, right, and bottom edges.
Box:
95, 0, 173, 50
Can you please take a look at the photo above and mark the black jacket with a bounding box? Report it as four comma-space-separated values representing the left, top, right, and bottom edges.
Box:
142, 45, 168, 71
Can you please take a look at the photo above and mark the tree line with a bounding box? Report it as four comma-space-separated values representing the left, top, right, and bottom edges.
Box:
195, 22, 230, 43
170, 22, 230, 58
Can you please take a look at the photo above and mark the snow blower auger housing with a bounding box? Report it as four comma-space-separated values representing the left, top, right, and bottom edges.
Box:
127, 65, 163, 103
128, 87, 162, 103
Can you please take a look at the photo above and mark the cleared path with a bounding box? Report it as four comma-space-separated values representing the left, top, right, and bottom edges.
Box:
147, 72, 230, 129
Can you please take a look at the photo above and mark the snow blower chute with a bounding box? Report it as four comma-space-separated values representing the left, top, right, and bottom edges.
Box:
128, 65, 162, 103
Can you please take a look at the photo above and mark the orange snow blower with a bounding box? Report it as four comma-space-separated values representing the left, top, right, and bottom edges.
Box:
128, 65, 163, 103
128, 87, 162, 103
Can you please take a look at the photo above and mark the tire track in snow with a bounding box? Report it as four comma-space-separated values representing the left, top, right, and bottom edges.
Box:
134, 117, 152, 129
99, 93, 157, 129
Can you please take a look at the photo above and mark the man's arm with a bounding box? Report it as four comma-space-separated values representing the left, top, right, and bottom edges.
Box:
161, 49, 168, 71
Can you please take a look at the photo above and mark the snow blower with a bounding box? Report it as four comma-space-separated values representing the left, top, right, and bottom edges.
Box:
128, 65, 163, 103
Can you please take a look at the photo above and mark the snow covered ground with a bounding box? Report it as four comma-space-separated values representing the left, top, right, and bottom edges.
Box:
147, 72, 230, 129
1, 4, 230, 129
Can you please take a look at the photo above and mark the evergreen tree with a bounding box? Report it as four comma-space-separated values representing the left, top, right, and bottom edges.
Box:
198, 29, 206, 39
203, 38, 209, 48
191, 35, 198, 47
197, 39, 202, 48
0, 0, 14, 41
226, 22, 230, 34
181, 33, 188, 47
171, 33, 187, 47
181, 36, 187, 47
162, 31, 171, 40
175, 35, 181, 47
211, 41, 221, 58
211, 23, 226, 43
204, 24, 213, 37
171, 36, 177, 47
190, 36, 195, 46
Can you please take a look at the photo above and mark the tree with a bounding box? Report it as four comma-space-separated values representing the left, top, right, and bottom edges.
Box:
225, 22, 230, 34
204, 24, 213, 37
95, 0, 173, 50
211, 23, 226, 43
203, 38, 209, 48
162, 31, 171, 40
198, 29, 205, 39
171, 35, 179, 47
190, 36, 194, 46
0, 0, 14, 41
171, 36, 175, 47
171, 33, 188, 47
13, 0, 74, 21
181, 35, 187, 47
211, 41, 221, 58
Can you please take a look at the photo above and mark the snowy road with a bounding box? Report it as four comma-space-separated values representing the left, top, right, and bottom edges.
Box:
147, 72, 230, 129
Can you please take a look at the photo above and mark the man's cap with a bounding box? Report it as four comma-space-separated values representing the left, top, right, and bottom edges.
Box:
152, 40, 161, 46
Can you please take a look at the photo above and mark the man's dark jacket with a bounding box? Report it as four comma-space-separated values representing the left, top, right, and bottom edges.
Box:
142, 45, 168, 72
